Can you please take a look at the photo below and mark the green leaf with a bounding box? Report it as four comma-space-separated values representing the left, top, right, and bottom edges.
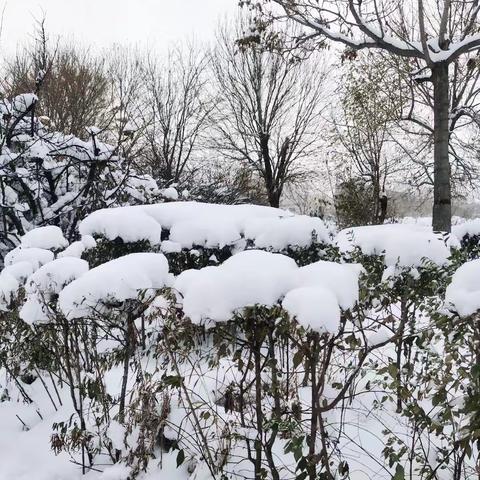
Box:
338, 460, 349, 476
163, 375, 183, 388
293, 349, 304, 369
387, 363, 398, 379
176, 449, 185, 468
392, 464, 405, 480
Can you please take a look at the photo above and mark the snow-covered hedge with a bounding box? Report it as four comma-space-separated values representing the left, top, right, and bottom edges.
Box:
0, 92, 176, 264
79, 201, 333, 272
2, 208, 480, 479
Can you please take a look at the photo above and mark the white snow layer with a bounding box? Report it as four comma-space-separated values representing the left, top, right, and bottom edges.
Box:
336, 224, 457, 268
453, 219, 480, 240
162, 186, 179, 200
445, 259, 480, 317
20, 226, 68, 250
244, 215, 329, 250
0, 262, 36, 310
175, 250, 361, 332
282, 286, 340, 333
5, 246, 55, 270
58, 235, 97, 258
20, 258, 89, 324
59, 253, 172, 319
12, 93, 38, 112
79, 202, 330, 250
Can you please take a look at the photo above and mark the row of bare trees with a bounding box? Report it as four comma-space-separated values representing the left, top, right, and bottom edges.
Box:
5, 7, 480, 224
0, 18, 329, 209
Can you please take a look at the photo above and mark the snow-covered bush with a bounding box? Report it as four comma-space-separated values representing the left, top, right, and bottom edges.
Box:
2, 206, 480, 479
453, 219, 480, 260
0, 91, 162, 264
78, 202, 333, 273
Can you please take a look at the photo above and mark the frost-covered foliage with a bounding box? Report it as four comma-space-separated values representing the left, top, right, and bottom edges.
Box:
2, 203, 480, 480
0, 91, 167, 263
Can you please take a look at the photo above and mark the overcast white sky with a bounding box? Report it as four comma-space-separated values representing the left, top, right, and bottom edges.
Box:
0, 0, 238, 52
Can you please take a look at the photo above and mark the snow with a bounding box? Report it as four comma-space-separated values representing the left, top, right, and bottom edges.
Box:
20, 257, 89, 324
300, 13, 480, 64
295, 260, 363, 310
162, 186, 179, 200
1, 261, 35, 282
4, 246, 54, 270
336, 224, 456, 269
453, 219, 480, 240
175, 250, 359, 331
24, 257, 89, 295
59, 253, 172, 319
282, 286, 340, 333
160, 240, 182, 253
0, 262, 36, 310
2, 190, 477, 479
244, 215, 330, 249
175, 250, 297, 323
169, 216, 241, 249
79, 201, 330, 251
20, 226, 68, 250
86, 125, 101, 136
445, 259, 480, 317
12, 93, 38, 113
99, 463, 131, 480
80, 207, 163, 245
58, 235, 97, 258
0, 272, 20, 310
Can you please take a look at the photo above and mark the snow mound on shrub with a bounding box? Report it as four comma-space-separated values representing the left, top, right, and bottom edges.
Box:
175, 250, 297, 322
2, 261, 35, 282
5, 246, 54, 270
294, 261, 363, 310
79, 201, 330, 250
59, 253, 172, 319
445, 259, 480, 317
453, 219, 480, 241
20, 226, 68, 250
244, 215, 330, 249
0, 272, 19, 309
0, 262, 37, 310
25, 257, 89, 295
20, 257, 89, 324
80, 207, 163, 245
336, 224, 457, 268
58, 235, 97, 258
282, 286, 340, 332
175, 250, 361, 332
12, 93, 37, 112
162, 186, 179, 200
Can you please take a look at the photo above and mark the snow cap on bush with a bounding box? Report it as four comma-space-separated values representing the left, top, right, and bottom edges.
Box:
59, 253, 172, 319
445, 259, 480, 317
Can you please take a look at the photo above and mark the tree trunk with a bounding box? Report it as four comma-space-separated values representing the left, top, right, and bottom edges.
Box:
432, 63, 452, 232
268, 189, 281, 208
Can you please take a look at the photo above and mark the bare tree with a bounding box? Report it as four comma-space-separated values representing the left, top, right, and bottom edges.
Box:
103, 46, 147, 166
345, 46, 480, 208
4, 21, 109, 137
141, 45, 211, 185
210, 18, 326, 208
245, 0, 480, 230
